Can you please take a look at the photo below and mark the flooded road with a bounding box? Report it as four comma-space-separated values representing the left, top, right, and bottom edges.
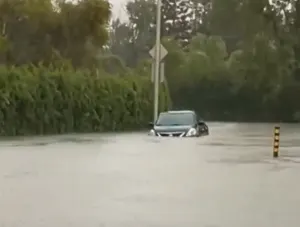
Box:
0, 123, 300, 227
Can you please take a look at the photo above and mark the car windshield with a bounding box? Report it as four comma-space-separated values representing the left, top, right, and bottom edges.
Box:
156, 112, 195, 126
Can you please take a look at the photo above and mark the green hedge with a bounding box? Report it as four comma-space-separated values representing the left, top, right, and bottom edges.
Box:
0, 65, 170, 136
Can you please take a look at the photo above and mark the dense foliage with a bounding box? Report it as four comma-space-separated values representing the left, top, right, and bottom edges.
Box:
0, 0, 170, 136
0, 65, 170, 136
1, 0, 300, 137
0, 0, 111, 67
110, 0, 300, 122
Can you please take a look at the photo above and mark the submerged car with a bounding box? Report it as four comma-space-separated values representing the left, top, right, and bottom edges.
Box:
148, 110, 209, 137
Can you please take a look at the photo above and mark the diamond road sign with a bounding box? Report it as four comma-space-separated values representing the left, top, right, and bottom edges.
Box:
149, 44, 168, 61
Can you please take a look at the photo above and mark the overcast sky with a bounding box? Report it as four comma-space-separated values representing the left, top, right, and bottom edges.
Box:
110, 0, 128, 20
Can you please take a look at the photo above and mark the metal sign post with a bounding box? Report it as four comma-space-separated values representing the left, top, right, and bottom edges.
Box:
151, 60, 165, 83
149, 43, 168, 122
160, 61, 165, 82
149, 0, 167, 123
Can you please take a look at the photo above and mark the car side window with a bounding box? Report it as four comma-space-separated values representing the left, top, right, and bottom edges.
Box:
193, 113, 198, 124
196, 113, 201, 122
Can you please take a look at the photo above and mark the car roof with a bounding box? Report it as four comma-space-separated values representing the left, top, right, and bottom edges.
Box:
160, 110, 196, 114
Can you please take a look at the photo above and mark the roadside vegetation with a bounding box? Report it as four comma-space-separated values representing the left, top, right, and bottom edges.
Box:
111, 0, 300, 122
0, 0, 170, 136
0, 0, 299, 135
0, 65, 170, 136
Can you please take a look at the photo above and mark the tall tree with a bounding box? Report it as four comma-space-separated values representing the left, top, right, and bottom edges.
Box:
190, 0, 211, 35
126, 0, 156, 65
161, 0, 194, 44
0, 0, 111, 66
108, 19, 137, 66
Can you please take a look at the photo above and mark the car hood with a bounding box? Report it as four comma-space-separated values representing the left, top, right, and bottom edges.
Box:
154, 125, 193, 133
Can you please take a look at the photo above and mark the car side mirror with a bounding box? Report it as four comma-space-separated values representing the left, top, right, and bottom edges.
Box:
197, 120, 204, 125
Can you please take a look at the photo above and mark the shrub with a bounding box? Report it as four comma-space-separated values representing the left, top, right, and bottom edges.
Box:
0, 65, 170, 136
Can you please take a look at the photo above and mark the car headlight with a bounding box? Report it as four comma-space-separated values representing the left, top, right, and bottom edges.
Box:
148, 129, 156, 136
186, 128, 197, 137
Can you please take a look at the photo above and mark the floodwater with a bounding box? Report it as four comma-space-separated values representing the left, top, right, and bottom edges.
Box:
0, 123, 300, 227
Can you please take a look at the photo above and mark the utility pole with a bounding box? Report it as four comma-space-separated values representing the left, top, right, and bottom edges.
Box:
149, 0, 168, 122
153, 0, 162, 122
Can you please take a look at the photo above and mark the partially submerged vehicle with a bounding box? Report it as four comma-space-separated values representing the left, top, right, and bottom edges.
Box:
148, 110, 209, 137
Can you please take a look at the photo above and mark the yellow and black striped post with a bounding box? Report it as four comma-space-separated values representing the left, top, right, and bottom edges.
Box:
273, 126, 280, 158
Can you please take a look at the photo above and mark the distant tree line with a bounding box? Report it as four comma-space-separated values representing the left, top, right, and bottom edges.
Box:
109, 0, 300, 122
0, 0, 170, 136
0, 0, 300, 137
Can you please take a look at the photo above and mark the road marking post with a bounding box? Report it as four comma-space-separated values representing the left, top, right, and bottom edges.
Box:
273, 126, 280, 158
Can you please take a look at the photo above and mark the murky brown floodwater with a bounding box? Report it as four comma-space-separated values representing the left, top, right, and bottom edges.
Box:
0, 123, 300, 227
